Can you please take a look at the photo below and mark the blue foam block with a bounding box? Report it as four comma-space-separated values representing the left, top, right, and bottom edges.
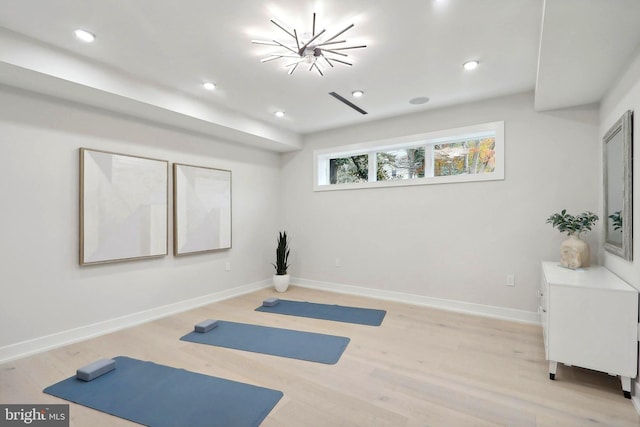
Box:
76, 358, 116, 382
262, 298, 280, 307
194, 319, 219, 333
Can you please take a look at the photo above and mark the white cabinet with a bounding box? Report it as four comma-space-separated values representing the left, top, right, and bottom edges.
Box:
540, 261, 638, 398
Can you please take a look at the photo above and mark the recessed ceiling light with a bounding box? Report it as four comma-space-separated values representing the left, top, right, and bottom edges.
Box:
74, 29, 95, 43
203, 82, 216, 90
409, 96, 430, 105
463, 60, 479, 71
352, 90, 364, 98
275, 111, 285, 118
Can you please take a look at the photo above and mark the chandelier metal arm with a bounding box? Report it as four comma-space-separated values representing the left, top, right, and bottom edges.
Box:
315, 40, 346, 47
293, 29, 301, 51
273, 40, 298, 55
326, 57, 352, 66
322, 48, 348, 57
273, 55, 304, 61
312, 13, 316, 36
287, 63, 299, 75
261, 54, 306, 63
297, 28, 326, 56
326, 45, 367, 51
260, 55, 282, 63
270, 19, 296, 39
323, 23, 355, 45
251, 40, 280, 46
286, 59, 305, 67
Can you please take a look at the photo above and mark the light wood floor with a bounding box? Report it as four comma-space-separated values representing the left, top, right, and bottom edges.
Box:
1, 286, 639, 426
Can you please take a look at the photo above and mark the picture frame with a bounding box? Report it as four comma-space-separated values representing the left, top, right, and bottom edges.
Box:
173, 163, 232, 255
80, 148, 169, 265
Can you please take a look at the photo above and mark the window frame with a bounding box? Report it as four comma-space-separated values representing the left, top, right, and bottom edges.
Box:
314, 121, 504, 191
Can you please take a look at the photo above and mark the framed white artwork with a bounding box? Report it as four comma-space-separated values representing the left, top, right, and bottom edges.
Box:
80, 148, 168, 265
173, 163, 232, 255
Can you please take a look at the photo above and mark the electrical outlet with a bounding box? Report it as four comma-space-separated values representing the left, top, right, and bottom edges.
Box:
225, 261, 231, 272
335, 258, 341, 267
506, 274, 515, 286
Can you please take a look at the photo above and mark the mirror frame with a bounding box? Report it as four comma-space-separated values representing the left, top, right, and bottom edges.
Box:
603, 110, 633, 261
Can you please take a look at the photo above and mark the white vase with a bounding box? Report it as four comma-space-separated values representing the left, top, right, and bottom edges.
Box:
560, 235, 590, 269
273, 274, 290, 292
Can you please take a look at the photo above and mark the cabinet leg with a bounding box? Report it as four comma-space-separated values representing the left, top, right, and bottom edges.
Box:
621, 376, 631, 399
549, 361, 557, 380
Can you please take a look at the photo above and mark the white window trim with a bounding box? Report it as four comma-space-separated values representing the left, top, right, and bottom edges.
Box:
313, 121, 505, 191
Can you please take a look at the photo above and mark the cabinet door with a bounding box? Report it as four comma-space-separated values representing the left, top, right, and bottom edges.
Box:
547, 285, 637, 377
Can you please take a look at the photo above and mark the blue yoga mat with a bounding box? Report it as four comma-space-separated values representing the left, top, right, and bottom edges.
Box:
256, 299, 386, 326
180, 320, 349, 364
43, 356, 282, 427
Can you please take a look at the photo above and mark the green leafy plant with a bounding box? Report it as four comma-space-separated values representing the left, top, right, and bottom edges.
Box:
609, 210, 623, 231
546, 209, 599, 236
272, 231, 290, 275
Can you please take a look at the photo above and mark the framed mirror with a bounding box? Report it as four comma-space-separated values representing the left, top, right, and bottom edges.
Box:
603, 110, 633, 261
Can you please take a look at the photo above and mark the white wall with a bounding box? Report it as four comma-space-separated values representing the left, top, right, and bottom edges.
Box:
599, 47, 640, 402
600, 49, 640, 289
281, 92, 600, 314
0, 85, 607, 359
0, 85, 281, 356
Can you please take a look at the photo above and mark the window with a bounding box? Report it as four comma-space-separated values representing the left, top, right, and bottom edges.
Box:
377, 147, 425, 181
432, 138, 496, 176
314, 121, 504, 191
329, 154, 369, 184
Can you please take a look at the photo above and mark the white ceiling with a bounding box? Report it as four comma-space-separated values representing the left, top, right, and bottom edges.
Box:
0, 0, 639, 152
536, 0, 640, 111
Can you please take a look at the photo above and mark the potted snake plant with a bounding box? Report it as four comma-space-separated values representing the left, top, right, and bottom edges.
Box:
272, 231, 290, 292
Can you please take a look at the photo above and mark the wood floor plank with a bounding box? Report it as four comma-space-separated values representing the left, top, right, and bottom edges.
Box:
1, 285, 638, 426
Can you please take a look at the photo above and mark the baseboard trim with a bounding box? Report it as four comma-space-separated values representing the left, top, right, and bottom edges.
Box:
0, 279, 271, 364
293, 277, 541, 325
0, 277, 542, 364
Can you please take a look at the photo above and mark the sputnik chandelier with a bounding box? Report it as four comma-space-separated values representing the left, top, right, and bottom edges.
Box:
252, 13, 366, 76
